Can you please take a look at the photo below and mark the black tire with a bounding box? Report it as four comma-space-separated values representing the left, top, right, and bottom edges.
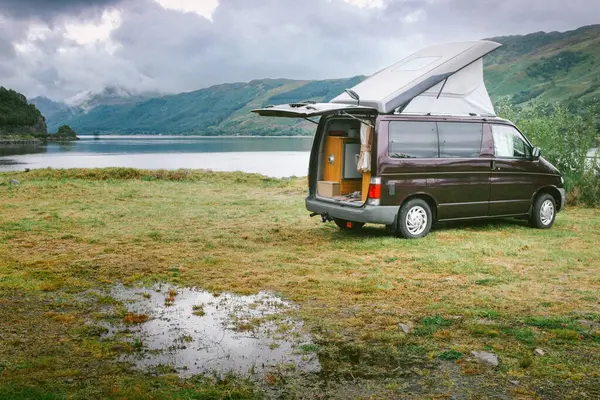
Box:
529, 193, 556, 229
392, 198, 433, 239
334, 219, 365, 231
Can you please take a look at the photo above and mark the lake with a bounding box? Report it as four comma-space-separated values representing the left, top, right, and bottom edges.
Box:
0, 136, 313, 177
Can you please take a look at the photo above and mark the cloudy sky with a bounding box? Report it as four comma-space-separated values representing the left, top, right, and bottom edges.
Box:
0, 0, 598, 101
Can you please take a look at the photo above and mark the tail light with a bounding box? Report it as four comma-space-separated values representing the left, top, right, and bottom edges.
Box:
367, 177, 381, 206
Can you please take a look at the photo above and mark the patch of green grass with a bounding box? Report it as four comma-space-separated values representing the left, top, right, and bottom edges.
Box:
467, 324, 501, 337
298, 343, 319, 353
550, 329, 582, 343
192, 304, 205, 317
421, 315, 453, 327
505, 327, 537, 346
473, 276, 506, 286
147, 231, 163, 241
413, 315, 454, 337
471, 309, 500, 319
203, 256, 218, 265
525, 316, 576, 329
0, 386, 65, 400
438, 350, 464, 360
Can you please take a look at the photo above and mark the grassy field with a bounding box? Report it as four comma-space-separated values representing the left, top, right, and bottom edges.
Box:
0, 168, 599, 399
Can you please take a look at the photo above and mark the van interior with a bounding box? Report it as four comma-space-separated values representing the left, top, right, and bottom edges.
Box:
316, 116, 373, 205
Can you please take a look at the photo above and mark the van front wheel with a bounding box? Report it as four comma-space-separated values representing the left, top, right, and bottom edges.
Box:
393, 199, 433, 239
529, 193, 556, 229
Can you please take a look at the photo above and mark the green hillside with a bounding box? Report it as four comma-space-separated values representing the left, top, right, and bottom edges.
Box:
485, 24, 600, 106
40, 24, 600, 135
0, 87, 47, 135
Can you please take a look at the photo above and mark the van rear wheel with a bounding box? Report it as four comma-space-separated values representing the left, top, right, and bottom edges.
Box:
334, 219, 364, 231
529, 193, 556, 229
392, 199, 433, 239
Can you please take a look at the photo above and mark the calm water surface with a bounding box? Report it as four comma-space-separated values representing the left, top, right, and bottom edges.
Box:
0, 136, 313, 177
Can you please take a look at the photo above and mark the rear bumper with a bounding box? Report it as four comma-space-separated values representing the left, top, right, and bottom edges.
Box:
558, 188, 566, 211
306, 197, 398, 225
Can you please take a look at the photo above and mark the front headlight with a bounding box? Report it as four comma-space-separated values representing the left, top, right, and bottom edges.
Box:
560, 176, 564, 185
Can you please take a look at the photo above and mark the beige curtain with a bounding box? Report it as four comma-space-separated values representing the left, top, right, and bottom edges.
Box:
357, 124, 372, 173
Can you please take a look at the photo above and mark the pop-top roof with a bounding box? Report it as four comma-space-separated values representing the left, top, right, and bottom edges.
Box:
330, 40, 501, 115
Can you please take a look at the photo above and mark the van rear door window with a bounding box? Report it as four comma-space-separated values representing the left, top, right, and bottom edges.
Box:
389, 121, 438, 158
438, 122, 483, 158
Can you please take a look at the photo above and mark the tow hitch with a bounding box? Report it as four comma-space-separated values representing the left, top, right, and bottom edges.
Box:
309, 212, 332, 223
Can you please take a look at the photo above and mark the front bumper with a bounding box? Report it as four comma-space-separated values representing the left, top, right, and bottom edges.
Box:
558, 188, 566, 211
306, 197, 398, 225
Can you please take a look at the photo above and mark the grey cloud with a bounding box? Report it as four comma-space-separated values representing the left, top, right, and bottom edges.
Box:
1, 0, 598, 100
0, 16, 30, 61
385, 0, 600, 38
0, 0, 124, 20
110, 0, 415, 95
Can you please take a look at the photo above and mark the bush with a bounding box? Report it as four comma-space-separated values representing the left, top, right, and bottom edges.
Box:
525, 51, 589, 80
497, 100, 599, 206
568, 158, 600, 207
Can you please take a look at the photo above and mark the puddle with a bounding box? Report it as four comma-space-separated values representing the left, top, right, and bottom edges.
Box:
104, 284, 320, 377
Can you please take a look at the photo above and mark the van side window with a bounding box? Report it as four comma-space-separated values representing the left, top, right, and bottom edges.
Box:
437, 122, 483, 158
389, 121, 438, 158
492, 124, 531, 159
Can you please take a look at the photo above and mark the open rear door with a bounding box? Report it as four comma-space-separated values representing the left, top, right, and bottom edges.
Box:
251, 102, 377, 119
252, 102, 377, 206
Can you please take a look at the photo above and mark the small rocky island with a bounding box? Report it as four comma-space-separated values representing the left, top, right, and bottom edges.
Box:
0, 86, 79, 144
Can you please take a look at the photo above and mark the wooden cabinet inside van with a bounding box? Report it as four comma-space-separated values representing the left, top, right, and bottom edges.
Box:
321, 136, 361, 196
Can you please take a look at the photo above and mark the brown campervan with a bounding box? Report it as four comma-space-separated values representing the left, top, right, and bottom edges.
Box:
253, 41, 565, 238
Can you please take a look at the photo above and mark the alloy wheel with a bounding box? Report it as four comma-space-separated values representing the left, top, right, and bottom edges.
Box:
405, 206, 428, 235
540, 199, 555, 226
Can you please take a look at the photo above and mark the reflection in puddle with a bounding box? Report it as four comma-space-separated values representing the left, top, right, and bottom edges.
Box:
106, 284, 320, 377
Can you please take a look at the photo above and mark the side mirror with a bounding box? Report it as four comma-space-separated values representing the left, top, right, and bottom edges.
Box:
532, 147, 541, 159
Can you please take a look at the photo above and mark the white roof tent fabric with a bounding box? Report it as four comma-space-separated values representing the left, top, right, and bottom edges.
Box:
330, 40, 501, 116
401, 58, 494, 116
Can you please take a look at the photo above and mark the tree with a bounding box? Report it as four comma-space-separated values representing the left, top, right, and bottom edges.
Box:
0, 86, 45, 130
56, 125, 77, 137
497, 99, 600, 206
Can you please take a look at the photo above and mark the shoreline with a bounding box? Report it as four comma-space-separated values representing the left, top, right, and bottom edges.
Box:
76, 134, 314, 138
0, 137, 80, 145
0, 138, 44, 145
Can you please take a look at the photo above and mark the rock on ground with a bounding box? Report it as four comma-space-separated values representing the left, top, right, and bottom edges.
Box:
471, 351, 499, 367
534, 348, 545, 356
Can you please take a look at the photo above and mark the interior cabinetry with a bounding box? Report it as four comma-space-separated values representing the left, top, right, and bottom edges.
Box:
320, 136, 361, 196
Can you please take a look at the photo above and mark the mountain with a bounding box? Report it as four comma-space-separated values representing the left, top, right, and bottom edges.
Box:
0, 87, 47, 135
484, 24, 600, 106
29, 96, 69, 119
42, 77, 364, 135
39, 24, 600, 135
